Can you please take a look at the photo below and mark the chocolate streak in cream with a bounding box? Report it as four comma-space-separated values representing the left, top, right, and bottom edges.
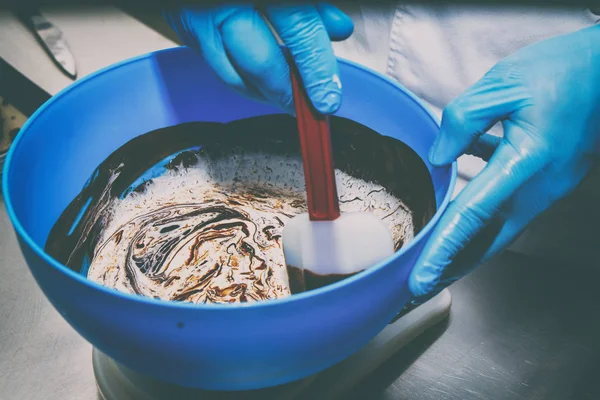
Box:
45, 115, 436, 304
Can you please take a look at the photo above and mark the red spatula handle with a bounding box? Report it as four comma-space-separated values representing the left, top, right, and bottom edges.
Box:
288, 54, 340, 221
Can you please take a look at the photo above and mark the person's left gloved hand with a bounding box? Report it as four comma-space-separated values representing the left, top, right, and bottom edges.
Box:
409, 24, 600, 301
163, 3, 354, 114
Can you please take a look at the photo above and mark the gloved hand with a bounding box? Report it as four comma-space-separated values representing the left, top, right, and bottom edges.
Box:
163, 4, 354, 114
409, 25, 600, 300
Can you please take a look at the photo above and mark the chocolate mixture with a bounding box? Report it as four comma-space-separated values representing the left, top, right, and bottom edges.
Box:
45, 115, 436, 304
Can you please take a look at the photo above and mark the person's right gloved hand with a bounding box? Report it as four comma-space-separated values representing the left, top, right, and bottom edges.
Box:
408, 24, 600, 303
163, 4, 354, 115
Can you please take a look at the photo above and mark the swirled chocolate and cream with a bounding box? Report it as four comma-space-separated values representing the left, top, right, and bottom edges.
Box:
45, 117, 432, 305
84, 152, 413, 304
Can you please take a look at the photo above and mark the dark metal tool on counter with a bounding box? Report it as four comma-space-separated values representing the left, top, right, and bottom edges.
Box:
14, 6, 77, 80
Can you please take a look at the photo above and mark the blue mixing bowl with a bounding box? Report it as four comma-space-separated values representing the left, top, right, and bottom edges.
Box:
2, 47, 456, 390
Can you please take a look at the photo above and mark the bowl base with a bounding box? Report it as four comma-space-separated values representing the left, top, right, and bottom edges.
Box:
93, 289, 451, 399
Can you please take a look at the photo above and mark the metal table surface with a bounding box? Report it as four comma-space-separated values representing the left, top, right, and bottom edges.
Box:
1, 191, 600, 400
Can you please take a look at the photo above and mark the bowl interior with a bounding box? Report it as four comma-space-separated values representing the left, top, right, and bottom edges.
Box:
41, 113, 437, 303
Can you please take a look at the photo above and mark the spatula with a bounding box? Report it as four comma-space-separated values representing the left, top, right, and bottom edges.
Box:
281, 51, 395, 294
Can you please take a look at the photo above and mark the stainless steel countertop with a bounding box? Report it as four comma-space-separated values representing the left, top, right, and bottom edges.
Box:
2, 190, 600, 400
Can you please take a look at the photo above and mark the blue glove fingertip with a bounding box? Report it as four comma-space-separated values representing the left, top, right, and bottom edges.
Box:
316, 3, 354, 41
306, 71, 343, 114
311, 90, 342, 114
428, 132, 452, 166
428, 141, 441, 166
408, 263, 439, 298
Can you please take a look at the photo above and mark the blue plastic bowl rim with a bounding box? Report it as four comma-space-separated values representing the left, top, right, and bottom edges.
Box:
1, 46, 457, 311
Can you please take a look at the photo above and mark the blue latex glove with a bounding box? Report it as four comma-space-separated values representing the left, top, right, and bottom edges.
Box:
409, 25, 600, 300
163, 3, 353, 114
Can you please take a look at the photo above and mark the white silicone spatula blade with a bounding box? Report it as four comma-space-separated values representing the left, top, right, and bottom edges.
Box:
283, 212, 395, 293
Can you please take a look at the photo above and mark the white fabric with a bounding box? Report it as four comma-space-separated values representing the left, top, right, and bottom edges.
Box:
332, 5, 600, 265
